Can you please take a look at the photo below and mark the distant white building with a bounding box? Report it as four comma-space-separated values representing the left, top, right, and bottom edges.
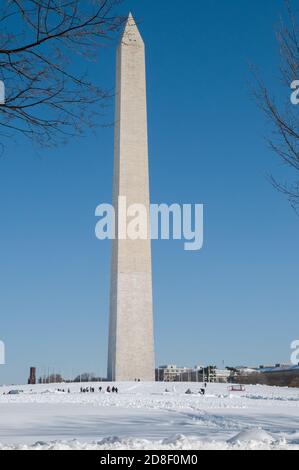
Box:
156, 365, 189, 382
156, 365, 231, 383
212, 369, 231, 383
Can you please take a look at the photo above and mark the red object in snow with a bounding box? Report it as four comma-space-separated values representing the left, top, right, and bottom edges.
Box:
228, 385, 246, 392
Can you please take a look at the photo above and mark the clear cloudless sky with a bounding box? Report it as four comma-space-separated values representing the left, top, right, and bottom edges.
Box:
0, 0, 298, 384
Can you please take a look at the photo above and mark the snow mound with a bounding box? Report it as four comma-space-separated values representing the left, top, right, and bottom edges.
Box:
0, 436, 218, 451
0, 433, 297, 451
1, 382, 299, 450
228, 428, 274, 445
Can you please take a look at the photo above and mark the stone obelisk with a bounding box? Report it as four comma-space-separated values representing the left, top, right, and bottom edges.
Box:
107, 13, 155, 382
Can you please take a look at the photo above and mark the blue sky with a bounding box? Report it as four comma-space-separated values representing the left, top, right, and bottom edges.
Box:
1, 0, 299, 384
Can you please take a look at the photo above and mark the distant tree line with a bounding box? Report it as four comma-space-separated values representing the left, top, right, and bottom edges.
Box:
234, 371, 299, 388
37, 372, 106, 384
38, 374, 64, 384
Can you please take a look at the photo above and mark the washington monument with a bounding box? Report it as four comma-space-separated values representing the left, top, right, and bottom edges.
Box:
107, 14, 155, 382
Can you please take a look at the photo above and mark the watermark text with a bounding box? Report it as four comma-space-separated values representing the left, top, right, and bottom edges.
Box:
0, 341, 5, 365
291, 340, 299, 365
0, 81, 5, 105
95, 197, 204, 251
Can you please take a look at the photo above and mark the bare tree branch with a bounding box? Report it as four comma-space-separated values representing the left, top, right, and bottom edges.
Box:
255, 0, 299, 211
0, 0, 125, 147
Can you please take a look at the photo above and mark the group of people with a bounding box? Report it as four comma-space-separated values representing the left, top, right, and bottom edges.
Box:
106, 386, 118, 393
185, 383, 208, 396
79, 385, 119, 394
80, 386, 97, 393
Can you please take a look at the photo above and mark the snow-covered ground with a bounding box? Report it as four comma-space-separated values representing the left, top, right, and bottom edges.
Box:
0, 382, 299, 450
